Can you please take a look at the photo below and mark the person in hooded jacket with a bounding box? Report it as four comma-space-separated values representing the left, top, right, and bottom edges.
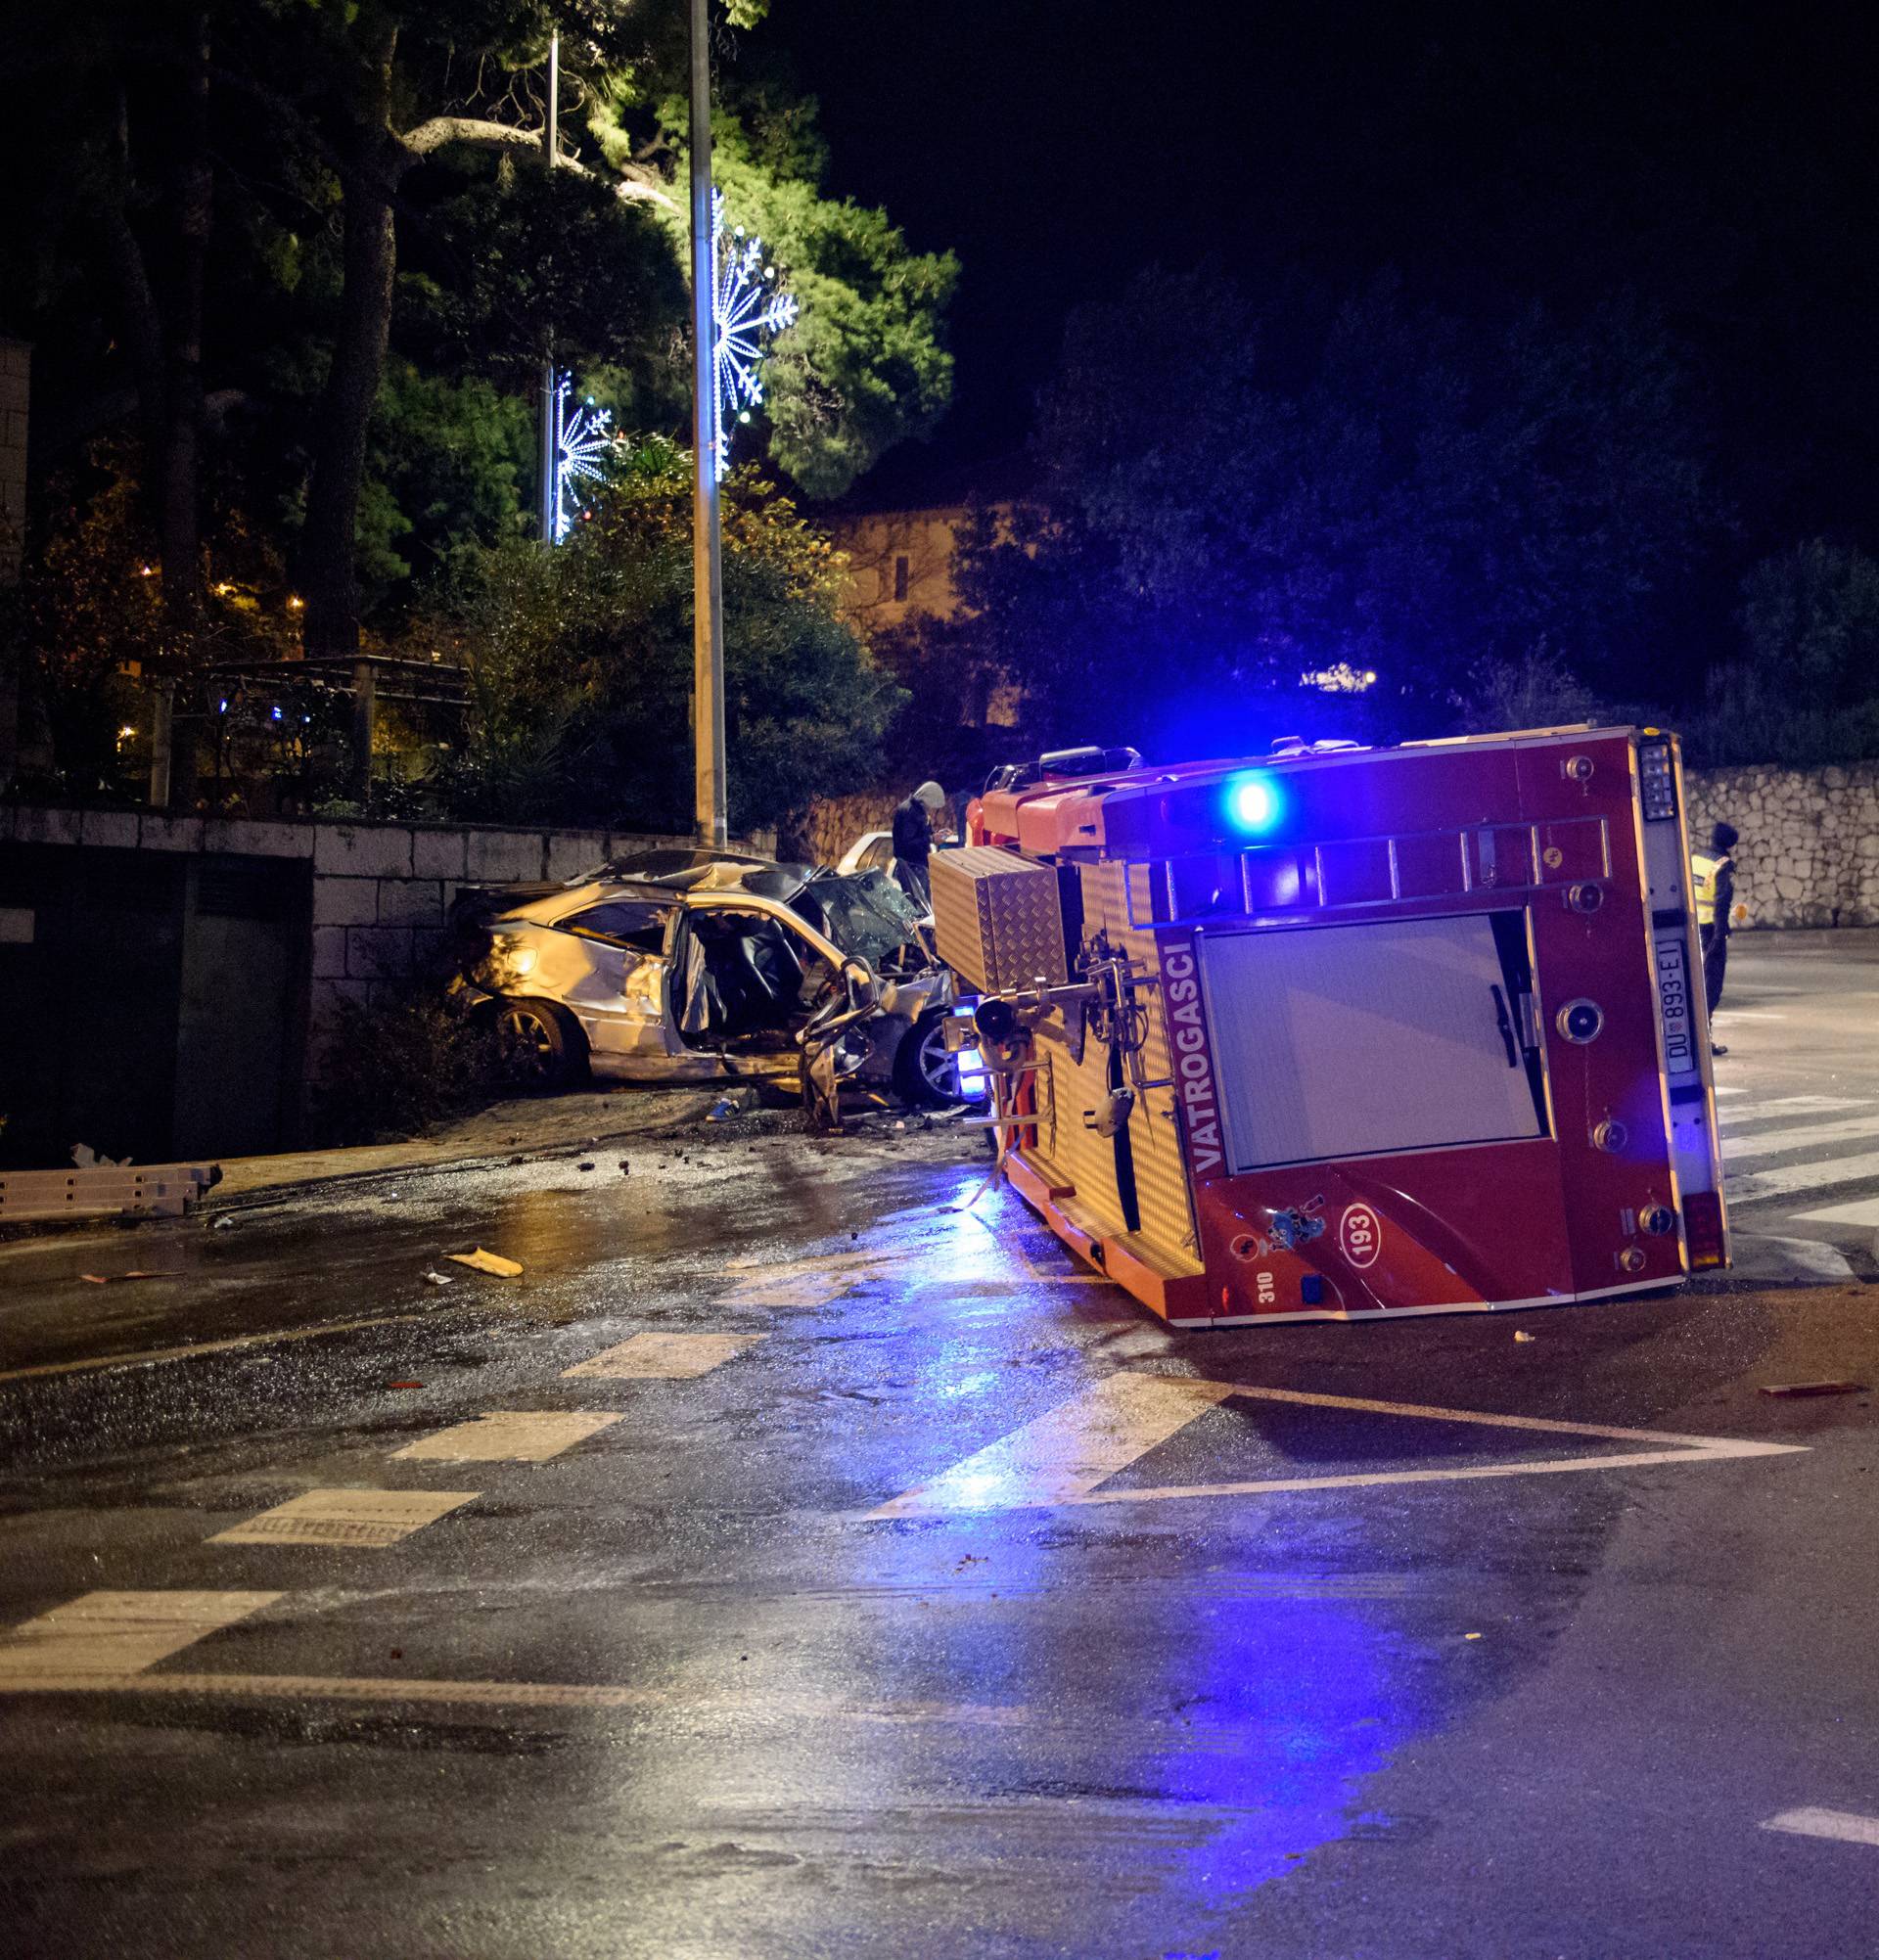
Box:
1698, 820, 1739, 1053
891, 780, 947, 910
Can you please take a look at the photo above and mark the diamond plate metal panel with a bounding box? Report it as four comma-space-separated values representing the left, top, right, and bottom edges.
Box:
931, 846, 1068, 994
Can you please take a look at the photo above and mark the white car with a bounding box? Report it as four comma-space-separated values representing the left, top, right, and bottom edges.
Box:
449, 848, 979, 1106
837, 830, 895, 877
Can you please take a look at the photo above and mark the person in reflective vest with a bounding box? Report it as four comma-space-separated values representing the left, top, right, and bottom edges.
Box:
1693, 821, 1738, 1053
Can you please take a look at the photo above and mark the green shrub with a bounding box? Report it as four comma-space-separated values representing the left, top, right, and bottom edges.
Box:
312, 988, 505, 1147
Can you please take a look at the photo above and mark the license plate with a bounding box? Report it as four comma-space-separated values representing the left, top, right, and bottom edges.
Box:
1655, 937, 1695, 1074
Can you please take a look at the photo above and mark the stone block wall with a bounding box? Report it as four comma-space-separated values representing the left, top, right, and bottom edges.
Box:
0, 808, 762, 1091
1684, 762, 1879, 929
802, 792, 898, 865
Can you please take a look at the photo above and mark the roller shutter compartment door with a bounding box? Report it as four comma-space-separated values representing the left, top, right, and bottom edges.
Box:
1198, 912, 1546, 1173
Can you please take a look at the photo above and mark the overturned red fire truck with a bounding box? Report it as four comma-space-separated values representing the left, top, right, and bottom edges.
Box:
933, 728, 1727, 1326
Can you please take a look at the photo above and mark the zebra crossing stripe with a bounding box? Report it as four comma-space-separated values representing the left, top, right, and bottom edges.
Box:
1718, 1096, 1865, 1128
563, 1333, 766, 1380
212, 1489, 480, 1547
1723, 1117, 1879, 1162
393, 1412, 621, 1463
1728, 1150, 1879, 1205
0, 1591, 280, 1680
1793, 1196, 1879, 1229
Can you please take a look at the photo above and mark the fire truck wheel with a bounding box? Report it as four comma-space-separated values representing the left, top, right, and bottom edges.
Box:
494, 999, 588, 1091
895, 1008, 988, 1110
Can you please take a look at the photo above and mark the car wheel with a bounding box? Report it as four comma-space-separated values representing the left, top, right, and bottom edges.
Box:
894, 1007, 987, 1109
495, 999, 587, 1091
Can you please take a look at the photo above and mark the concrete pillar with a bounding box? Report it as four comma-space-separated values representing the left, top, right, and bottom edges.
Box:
149, 682, 174, 809
351, 659, 377, 801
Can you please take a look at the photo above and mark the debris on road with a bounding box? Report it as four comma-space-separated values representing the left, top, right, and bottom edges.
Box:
707, 1098, 742, 1122
422, 1270, 456, 1286
211, 1213, 237, 1231
3, 1160, 220, 1224
1758, 1380, 1865, 1398
577, 1161, 596, 1171
1514, 1330, 1537, 1343
447, 1247, 525, 1278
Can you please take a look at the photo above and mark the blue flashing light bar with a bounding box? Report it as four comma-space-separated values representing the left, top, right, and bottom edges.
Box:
1225, 769, 1283, 835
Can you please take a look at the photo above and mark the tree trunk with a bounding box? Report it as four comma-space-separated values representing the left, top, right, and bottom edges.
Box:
299, 24, 402, 661
99, 83, 167, 494
160, 13, 212, 657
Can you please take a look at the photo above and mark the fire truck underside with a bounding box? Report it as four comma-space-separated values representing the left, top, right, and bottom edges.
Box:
938, 727, 1727, 1327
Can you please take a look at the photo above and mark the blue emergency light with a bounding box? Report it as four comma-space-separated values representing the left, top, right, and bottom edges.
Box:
1225, 770, 1283, 835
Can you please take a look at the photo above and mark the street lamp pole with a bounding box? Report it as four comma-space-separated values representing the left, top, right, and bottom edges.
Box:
537, 26, 561, 539
688, 0, 728, 848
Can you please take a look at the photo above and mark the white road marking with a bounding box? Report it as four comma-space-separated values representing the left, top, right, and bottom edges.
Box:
1728, 1150, 1879, 1204
1794, 1196, 1879, 1229
1722, 1116, 1879, 1162
1072, 1438, 1804, 1507
1719, 1096, 1865, 1127
212, 1488, 479, 1547
1727, 1233, 1859, 1282
563, 1333, 767, 1380
866, 1377, 1806, 1518
1763, 1807, 1879, 1848
865, 1374, 1235, 1519
721, 1248, 914, 1306
1713, 1011, 1788, 1022
0, 1667, 1034, 1725
392, 1411, 620, 1463
0, 1312, 444, 1386
0, 1591, 280, 1680
1713, 1086, 1746, 1097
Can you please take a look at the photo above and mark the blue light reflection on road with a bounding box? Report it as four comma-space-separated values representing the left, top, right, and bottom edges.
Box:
857, 1183, 1430, 1922
1149, 1588, 1419, 1900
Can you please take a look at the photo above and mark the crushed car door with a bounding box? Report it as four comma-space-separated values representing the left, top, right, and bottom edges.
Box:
675, 902, 848, 1053
555, 899, 676, 1059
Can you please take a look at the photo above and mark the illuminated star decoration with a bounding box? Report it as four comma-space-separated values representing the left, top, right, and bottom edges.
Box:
552, 374, 613, 542
712, 190, 798, 479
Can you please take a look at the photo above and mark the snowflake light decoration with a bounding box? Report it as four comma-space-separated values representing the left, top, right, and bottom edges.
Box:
712, 191, 798, 479
551, 374, 613, 542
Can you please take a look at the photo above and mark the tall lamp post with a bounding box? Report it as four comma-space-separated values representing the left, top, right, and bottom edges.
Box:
688, 0, 727, 848
537, 26, 560, 539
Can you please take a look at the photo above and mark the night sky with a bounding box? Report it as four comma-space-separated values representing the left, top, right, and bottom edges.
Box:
774, 0, 1879, 547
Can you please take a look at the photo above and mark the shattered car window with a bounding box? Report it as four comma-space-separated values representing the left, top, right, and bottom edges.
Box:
792, 871, 927, 970
566, 901, 670, 954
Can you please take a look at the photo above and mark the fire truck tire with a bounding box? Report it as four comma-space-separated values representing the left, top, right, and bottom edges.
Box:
495, 998, 588, 1091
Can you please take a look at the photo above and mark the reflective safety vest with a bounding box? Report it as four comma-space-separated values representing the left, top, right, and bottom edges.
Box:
1691, 850, 1729, 928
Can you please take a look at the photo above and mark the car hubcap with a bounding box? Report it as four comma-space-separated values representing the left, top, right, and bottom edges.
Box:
919, 1020, 978, 1103
500, 1009, 553, 1076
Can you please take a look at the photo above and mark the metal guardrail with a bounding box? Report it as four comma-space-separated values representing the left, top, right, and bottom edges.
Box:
0, 1162, 220, 1224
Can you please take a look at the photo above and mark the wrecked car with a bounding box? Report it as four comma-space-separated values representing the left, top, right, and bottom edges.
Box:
448, 847, 979, 1107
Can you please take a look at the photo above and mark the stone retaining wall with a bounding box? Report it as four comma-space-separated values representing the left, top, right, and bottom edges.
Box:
1684, 763, 1879, 929
0, 806, 768, 1066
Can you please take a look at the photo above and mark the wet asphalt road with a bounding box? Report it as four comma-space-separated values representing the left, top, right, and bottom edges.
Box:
3, 981, 1879, 1958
